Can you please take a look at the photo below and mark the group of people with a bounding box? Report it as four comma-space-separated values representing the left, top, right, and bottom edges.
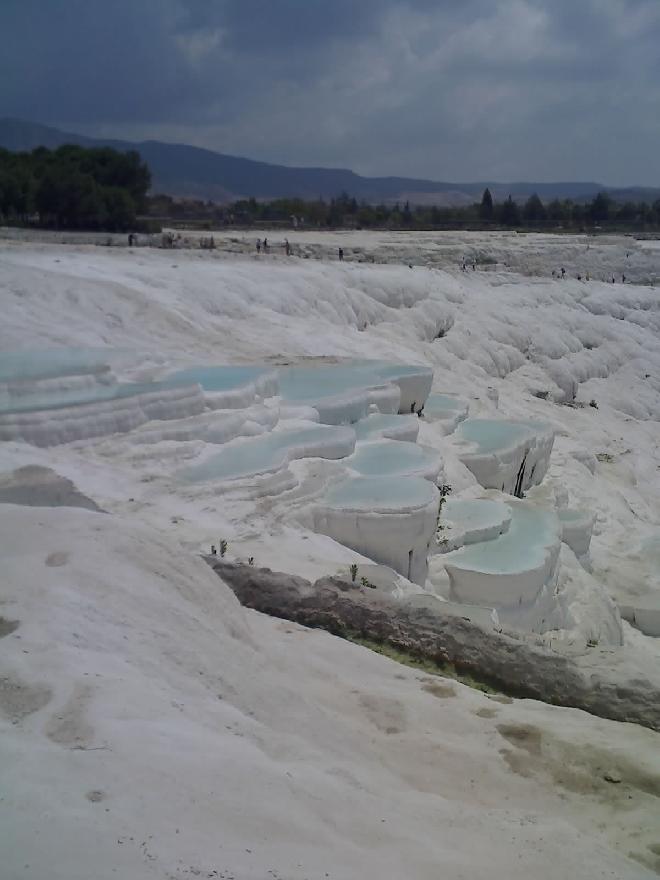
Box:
255, 238, 346, 262
552, 267, 627, 283
255, 237, 294, 256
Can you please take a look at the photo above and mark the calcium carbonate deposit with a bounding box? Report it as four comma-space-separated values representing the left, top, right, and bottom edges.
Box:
2, 229, 660, 880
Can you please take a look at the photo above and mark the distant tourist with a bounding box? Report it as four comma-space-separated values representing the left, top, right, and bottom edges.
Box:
622, 274, 626, 283
263, 237, 269, 252
128, 233, 134, 247
256, 239, 261, 253
338, 248, 344, 261
285, 239, 291, 256
561, 267, 566, 278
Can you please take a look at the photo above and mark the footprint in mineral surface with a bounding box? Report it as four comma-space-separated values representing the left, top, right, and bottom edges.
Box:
45, 682, 95, 748
421, 679, 457, 699
358, 693, 407, 735
0, 675, 52, 722
45, 551, 70, 568
0, 617, 20, 638
474, 707, 499, 719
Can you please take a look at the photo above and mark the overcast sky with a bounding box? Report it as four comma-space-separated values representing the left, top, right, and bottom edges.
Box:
1, 0, 659, 184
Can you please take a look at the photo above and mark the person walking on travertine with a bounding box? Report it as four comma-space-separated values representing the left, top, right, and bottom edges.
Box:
256, 239, 261, 254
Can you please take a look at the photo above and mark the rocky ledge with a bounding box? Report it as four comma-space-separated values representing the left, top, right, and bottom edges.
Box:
206, 558, 660, 732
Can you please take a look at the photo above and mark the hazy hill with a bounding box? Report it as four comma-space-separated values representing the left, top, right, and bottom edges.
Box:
1, 118, 658, 206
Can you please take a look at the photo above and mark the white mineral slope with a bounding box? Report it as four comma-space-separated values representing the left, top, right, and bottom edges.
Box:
2, 238, 658, 610
1, 236, 660, 877
2, 505, 660, 880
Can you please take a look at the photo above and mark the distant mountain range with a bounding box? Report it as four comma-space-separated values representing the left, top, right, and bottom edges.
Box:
1, 118, 658, 206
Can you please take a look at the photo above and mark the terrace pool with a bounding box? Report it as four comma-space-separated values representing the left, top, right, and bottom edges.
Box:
180, 424, 356, 483
323, 475, 437, 512
349, 440, 442, 481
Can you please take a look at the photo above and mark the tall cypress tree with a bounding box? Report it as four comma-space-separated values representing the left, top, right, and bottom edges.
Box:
479, 187, 494, 222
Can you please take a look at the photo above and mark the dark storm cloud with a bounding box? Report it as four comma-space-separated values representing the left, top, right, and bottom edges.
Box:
1, 0, 659, 183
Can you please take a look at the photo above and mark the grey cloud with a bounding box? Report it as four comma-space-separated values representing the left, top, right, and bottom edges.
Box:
0, 0, 658, 183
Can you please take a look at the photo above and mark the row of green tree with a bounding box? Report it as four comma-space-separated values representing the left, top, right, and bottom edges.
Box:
0, 145, 151, 230
223, 189, 660, 231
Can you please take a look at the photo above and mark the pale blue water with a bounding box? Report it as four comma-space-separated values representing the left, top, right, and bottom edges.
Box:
457, 419, 540, 454
182, 433, 288, 482
166, 365, 273, 392
181, 425, 353, 482
278, 365, 371, 403
354, 414, 417, 440
0, 349, 112, 383
278, 361, 432, 404
444, 498, 510, 531
424, 394, 466, 416
349, 440, 438, 477
1, 383, 117, 414
1, 354, 433, 433
324, 476, 437, 511
446, 506, 557, 573
0, 376, 183, 415
0, 354, 273, 416
373, 364, 434, 381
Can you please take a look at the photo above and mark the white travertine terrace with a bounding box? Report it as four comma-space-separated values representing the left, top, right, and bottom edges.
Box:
442, 500, 563, 632
0, 382, 206, 446
558, 508, 595, 559
180, 424, 357, 483
437, 497, 512, 552
0, 346, 626, 643
0, 356, 280, 447
313, 476, 439, 585
453, 418, 555, 495
423, 393, 469, 434
347, 439, 443, 483
278, 362, 433, 425
619, 598, 660, 638
354, 412, 420, 442
4, 237, 660, 879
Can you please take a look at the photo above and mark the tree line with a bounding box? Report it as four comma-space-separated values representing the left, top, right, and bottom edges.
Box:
0, 145, 151, 231
3, 145, 659, 234
217, 188, 660, 232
